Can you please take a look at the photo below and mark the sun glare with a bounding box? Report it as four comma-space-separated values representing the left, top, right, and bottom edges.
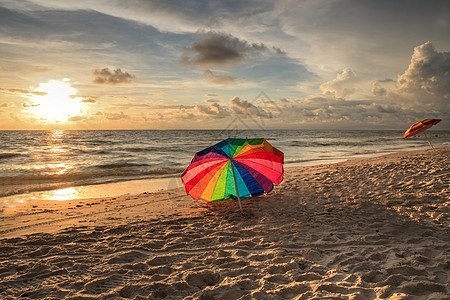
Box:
26, 79, 83, 123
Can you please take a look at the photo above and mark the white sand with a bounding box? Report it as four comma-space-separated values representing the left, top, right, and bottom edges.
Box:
0, 147, 448, 299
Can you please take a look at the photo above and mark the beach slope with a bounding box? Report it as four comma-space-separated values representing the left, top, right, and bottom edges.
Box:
0, 147, 449, 299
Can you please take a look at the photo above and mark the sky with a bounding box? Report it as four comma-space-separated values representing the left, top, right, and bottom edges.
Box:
0, 0, 449, 130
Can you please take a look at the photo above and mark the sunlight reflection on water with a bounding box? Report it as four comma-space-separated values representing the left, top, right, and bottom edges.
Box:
0, 177, 180, 205
45, 187, 79, 201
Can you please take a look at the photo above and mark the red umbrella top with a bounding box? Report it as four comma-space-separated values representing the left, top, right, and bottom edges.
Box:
402, 119, 441, 139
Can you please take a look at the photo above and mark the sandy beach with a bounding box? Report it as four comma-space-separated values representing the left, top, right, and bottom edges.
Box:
0, 147, 448, 299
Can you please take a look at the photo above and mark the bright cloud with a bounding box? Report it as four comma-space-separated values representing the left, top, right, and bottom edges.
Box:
320, 68, 358, 99
390, 41, 450, 114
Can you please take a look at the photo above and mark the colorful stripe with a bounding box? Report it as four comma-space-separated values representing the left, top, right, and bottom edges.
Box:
403, 119, 441, 138
181, 138, 284, 202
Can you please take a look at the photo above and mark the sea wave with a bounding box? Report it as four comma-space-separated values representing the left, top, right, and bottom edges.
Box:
284, 157, 340, 164
1, 129, 448, 199
0, 166, 184, 182
288, 140, 365, 147
0, 165, 185, 198
122, 147, 157, 152
0, 152, 22, 160
97, 162, 151, 169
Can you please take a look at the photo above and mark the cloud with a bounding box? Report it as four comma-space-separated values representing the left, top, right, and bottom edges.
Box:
272, 47, 286, 56
68, 115, 85, 122
205, 93, 218, 97
273, 40, 450, 128
115, 103, 194, 110
180, 32, 268, 68
195, 103, 230, 119
23, 102, 40, 107
0, 88, 30, 95
275, 95, 409, 127
81, 97, 96, 103
205, 98, 220, 103
93, 68, 135, 84
230, 96, 272, 119
162, 106, 198, 121
379, 78, 395, 83
370, 103, 402, 114
202, 70, 236, 85
32, 91, 48, 96
371, 82, 387, 97
320, 68, 358, 99
152, 90, 166, 98
9, 113, 20, 122
391, 41, 450, 113
104, 111, 129, 120
173, 107, 197, 120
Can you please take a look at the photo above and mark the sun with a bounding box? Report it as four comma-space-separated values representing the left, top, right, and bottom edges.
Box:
26, 79, 83, 123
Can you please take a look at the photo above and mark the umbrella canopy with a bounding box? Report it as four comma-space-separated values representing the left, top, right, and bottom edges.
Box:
181, 138, 284, 208
403, 118, 441, 149
402, 119, 441, 139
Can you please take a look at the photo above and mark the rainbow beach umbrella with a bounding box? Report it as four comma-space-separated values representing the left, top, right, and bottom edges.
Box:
181, 138, 284, 209
403, 118, 441, 149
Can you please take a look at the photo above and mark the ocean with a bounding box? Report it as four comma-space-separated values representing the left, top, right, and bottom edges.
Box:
1, 129, 448, 202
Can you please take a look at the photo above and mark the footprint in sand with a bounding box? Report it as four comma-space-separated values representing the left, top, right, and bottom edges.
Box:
106, 250, 148, 264
185, 270, 220, 288
83, 274, 124, 295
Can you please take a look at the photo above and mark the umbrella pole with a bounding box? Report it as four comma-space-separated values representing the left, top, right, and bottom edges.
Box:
423, 132, 434, 149
231, 162, 242, 210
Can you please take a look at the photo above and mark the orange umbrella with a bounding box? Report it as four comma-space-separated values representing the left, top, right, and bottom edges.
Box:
403, 118, 441, 148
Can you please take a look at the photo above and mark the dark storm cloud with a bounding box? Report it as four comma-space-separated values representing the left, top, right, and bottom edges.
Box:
180, 32, 268, 68
93, 68, 135, 84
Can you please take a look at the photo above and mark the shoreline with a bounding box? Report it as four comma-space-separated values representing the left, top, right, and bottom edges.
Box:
0, 144, 436, 206
0, 177, 183, 205
1, 146, 448, 237
0, 146, 448, 299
